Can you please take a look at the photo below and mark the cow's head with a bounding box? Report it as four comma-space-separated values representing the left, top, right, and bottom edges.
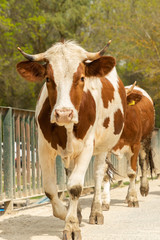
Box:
17, 41, 116, 127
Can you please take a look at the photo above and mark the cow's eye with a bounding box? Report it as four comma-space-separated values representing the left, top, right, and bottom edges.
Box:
80, 77, 85, 82
46, 77, 50, 83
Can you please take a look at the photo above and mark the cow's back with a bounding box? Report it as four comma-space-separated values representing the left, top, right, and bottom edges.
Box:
128, 87, 154, 139
123, 87, 154, 143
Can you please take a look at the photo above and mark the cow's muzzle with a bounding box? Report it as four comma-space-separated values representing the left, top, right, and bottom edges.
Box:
54, 108, 74, 124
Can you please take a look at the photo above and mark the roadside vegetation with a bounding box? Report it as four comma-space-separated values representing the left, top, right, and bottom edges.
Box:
0, 0, 159, 126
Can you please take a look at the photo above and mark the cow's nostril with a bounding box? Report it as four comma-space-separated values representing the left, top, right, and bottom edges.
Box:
54, 109, 74, 123
68, 110, 73, 119
54, 110, 60, 119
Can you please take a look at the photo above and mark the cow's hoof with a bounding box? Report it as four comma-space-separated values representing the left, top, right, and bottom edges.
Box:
140, 177, 149, 197
128, 200, 139, 208
102, 203, 110, 211
62, 230, 82, 240
89, 212, 104, 225
63, 230, 72, 240
140, 185, 149, 197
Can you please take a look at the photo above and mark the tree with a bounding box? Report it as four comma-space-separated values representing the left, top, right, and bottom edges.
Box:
0, 0, 160, 126
81, 0, 160, 126
0, 0, 89, 109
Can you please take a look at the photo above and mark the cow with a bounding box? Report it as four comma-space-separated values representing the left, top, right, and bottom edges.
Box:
16, 40, 126, 240
102, 85, 155, 210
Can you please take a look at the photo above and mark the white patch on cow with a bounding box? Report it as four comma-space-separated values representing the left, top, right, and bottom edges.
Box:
102, 180, 111, 205
67, 133, 95, 190
112, 145, 134, 177
65, 199, 78, 231
112, 145, 133, 159
93, 152, 107, 203
37, 128, 67, 220
43, 41, 88, 124
92, 67, 124, 154
35, 83, 48, 121
106, 67, 119, 89
126, 85, 153, 103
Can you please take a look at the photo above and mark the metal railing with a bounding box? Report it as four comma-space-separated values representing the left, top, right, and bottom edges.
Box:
0, 107, 41, 202
0, 106, 160, 212
0, 107, 95, 212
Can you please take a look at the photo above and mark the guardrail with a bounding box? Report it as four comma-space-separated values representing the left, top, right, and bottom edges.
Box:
0, 107, 41, 210
0, 106, 160, 213
0, 107, 95, 213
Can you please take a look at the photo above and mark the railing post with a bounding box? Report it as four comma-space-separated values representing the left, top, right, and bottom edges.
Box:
31, 116, 36, 194
15, 114, 21, 198
26, 115, 31, 195
0, 112, 2, 200
21, 114, 27, 196
3, 108, 13, 212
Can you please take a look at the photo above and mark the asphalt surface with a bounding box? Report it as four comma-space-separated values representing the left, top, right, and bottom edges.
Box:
0, 179, 160, 240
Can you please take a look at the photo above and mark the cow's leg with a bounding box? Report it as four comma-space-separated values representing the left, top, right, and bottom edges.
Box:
65, 167, 82, 225
139, 145, 149, 196
102, 177, 111, 211
39, 140, 67, 220
63, 142, 94, 240
89, 152, 107, 224
126, 144, 140, 207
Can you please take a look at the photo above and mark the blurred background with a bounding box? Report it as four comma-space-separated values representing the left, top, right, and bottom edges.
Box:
0, 0, 159, 126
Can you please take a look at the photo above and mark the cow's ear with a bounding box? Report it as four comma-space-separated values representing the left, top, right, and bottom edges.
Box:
85, 56, 116, 78
16, 61, 46, 82
127, 93, 142, 106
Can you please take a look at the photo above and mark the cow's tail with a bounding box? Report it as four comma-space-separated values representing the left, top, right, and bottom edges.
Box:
148, 146, 155, 178
105, 158, 122, 181
139, 136, 155, 178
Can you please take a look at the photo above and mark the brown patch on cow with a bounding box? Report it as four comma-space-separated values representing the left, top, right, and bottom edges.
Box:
131, 143, 141, 172
38, 97, 67, 150
114, 109, 124, 135
101, 78, 115, 108
103, 117, 110, 128
69, 185, 82, 199
125, 89, 154, 140
46, 64, 57, 109
45, 192, 53, 200
70, 63, 85, 110
113, 91, 154, 149
16, 61, 46, 82
73, 90, 96, 139
85, 56, 116, 77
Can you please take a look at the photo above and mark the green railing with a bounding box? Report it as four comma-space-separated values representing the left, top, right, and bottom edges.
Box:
0, 106, 160, 213
0, 107, 41, 202
0, 107, 94, 212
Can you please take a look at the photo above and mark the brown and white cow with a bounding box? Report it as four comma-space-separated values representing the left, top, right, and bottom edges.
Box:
102, 85, 155, 210
17, 41, 126, 240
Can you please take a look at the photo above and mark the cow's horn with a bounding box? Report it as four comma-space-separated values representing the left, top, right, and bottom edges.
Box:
17, 47, 45, 61
126, 81, 137, 95
86, 40, 111, 61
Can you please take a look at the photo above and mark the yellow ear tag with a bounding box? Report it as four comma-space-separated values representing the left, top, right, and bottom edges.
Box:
128, 100, 136, 106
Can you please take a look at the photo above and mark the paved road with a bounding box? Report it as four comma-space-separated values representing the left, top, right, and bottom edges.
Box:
0, 179, 160, 240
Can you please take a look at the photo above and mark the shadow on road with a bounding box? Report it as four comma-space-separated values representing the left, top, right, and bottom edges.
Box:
110, 198, 127, 207
149, 191, 160, 196
0, 214, 64, 240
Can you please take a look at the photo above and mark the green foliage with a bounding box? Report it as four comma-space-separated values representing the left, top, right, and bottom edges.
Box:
0, 0, 89, 109
0, 0, 159, 126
